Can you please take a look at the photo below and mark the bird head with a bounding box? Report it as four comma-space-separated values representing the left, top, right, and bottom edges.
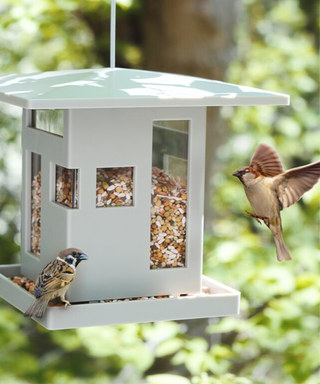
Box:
233, 167, 259, 186
58, 248, 89, 268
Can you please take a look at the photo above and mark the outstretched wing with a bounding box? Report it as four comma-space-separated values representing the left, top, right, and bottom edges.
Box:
250, 143, 284, 177
34, 259, 75, 298
274, 161, 320, 210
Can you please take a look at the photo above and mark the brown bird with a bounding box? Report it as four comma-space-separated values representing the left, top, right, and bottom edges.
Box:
233, 143, 320, 261
24, 248, 88, 318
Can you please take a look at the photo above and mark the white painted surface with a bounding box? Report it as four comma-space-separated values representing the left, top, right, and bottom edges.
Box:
21, 107, 206, 302
0, 68, 289, 109
0, 265, 240, 330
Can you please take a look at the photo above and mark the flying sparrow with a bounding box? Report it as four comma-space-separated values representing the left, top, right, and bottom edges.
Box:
24, 248, 88, 318
233, 143, 320, 261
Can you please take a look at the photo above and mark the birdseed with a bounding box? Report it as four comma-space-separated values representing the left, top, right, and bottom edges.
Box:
150, 167, 187, 269
96, 167, 133, 207
11, 276, 35, 295
55, 166, 78, 208
31, 171, 41, 256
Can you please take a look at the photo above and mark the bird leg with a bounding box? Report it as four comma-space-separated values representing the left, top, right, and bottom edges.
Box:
60, 296, 71, 309
245, 210, 269, 225
245, 210, 261, 224
262, 217, 270, 227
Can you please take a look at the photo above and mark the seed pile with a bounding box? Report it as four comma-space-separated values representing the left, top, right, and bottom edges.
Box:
11, 276, 65, 306
31, 172, 41, 256
11, 276, 35, 295
96, 167, 134, 207
11, 277, 170, 302
150, 167, 187, 269
55, 166, 78, 208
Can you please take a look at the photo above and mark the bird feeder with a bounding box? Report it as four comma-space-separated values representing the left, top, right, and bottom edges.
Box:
0, 4, 289, 330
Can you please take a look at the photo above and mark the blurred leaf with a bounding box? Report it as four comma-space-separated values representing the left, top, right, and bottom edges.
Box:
156, 338, 184, 358
147, 374, 191, 384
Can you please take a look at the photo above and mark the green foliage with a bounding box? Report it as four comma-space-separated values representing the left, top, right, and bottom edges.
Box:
202, 1, 319, 383
147, 374, 191, 384
0, 0, 319, 383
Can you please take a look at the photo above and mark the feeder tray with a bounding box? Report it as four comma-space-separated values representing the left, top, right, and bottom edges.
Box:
1, 265, 239, 330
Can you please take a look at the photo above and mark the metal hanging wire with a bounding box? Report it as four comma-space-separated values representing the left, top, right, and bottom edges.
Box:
110, 0, 116, 68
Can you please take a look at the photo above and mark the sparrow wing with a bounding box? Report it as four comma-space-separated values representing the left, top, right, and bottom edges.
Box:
275, 161, 320, 210
250, 143, 284, 177
34, 259, 75, 298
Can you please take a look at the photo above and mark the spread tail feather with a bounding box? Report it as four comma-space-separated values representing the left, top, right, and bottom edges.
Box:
273, 232, 291, 262
24, 296, 49, 318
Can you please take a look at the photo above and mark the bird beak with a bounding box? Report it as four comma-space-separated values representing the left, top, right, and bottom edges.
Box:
78, 253, 89, 261
232, 170, 241, 177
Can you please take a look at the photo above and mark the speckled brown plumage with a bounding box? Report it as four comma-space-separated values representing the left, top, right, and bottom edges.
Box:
33, 259, 75, 299
24, 248, 88, 318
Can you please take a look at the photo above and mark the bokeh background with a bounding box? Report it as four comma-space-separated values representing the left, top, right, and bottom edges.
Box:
0, 0, 319, 383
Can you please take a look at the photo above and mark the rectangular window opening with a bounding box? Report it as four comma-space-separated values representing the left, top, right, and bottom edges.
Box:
55, 165, 79, 208
96, 167, 134, 208
31, 110, 64, 137
150, 120, 189, 269
31, 152, 41, 257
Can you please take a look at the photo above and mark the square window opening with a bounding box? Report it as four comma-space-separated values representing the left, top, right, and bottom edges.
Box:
55, 165, 79, 208
31, 110, 64, 137
96, 167, 134, 208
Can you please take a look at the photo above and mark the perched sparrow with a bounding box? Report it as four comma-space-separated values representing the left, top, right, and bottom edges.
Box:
24, 248, 88, 318
233, 143, 320, 261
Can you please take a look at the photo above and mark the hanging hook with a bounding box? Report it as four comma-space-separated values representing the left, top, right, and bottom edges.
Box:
110, 0, 116, 68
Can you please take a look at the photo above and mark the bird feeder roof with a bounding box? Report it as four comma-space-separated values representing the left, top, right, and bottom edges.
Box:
0, 67, 289, 109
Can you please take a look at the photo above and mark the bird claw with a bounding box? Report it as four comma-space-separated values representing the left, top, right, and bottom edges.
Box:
245, 211, 270, 226
60, 298, 71, 309
245, 210, 262, 224
263, 217, 270, 227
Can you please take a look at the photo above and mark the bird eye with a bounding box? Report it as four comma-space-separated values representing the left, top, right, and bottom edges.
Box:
245, 169, 249, 173
72, 251, 76, 256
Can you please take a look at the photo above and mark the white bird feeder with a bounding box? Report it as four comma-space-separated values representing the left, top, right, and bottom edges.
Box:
0, 3, 289, 330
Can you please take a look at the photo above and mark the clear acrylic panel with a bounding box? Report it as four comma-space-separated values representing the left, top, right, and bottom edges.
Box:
31, 152, 41, 256
150, 120, 189, 269
55, 165, 79, 208
31, 110, 64, 136
96, 167, 134, 207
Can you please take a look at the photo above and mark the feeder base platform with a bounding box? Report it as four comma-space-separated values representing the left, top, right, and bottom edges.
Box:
0, 264, 240, 330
